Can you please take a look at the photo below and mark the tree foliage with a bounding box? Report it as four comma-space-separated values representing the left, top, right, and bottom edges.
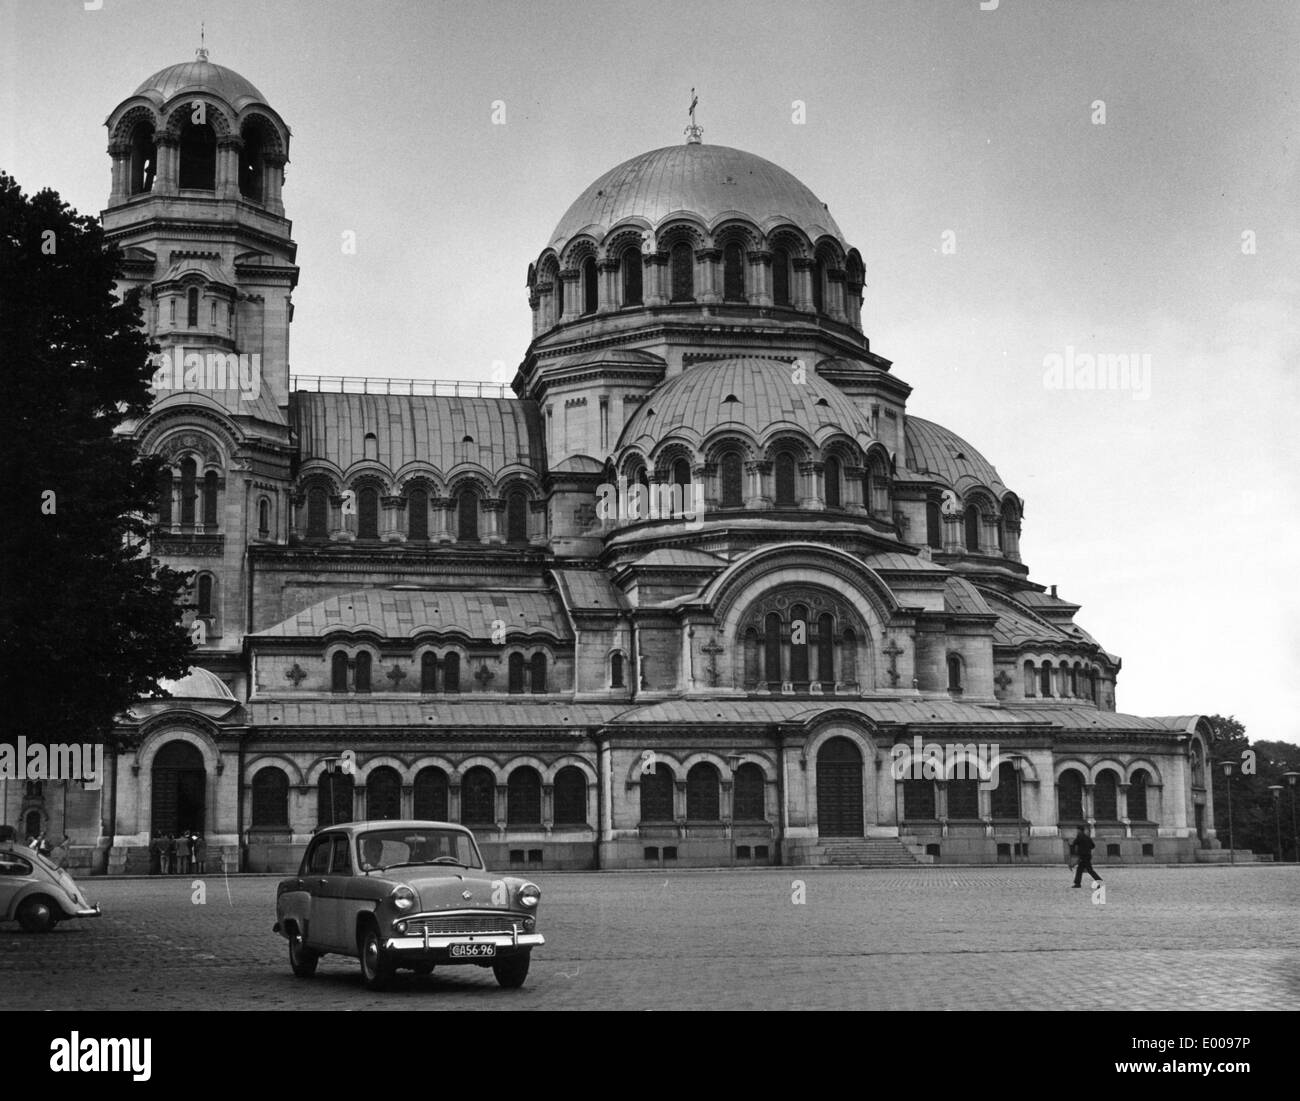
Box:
1207, 715, 1300, 860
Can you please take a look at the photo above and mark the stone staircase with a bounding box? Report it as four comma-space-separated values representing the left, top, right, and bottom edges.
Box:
818, 838, 925, 867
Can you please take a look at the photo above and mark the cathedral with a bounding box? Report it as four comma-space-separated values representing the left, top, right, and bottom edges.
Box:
18, 51, 1224, 873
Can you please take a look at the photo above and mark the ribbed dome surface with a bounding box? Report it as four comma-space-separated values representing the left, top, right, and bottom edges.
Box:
158, 666, 237, 701
904, 416, 1010, 498
133, 58, 267, 107
551, 144, 845, 247
618, 358, 873, 451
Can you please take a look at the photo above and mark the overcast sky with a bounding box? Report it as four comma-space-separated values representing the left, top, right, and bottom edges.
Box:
3, 0, 1297, 743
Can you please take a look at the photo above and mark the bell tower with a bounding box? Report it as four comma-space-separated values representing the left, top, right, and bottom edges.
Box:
102, 47, 298, 415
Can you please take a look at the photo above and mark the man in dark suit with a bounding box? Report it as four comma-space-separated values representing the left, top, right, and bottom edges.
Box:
1071, 826, 1102, 888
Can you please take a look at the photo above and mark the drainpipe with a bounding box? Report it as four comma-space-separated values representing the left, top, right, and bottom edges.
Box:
593, 728, 605, 871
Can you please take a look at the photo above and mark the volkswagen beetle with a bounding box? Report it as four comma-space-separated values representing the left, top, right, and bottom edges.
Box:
0, 840, 101, 932
273, 820, 544, 990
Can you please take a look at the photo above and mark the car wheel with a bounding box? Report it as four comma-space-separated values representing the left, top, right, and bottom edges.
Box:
492, 951, 530, 989
288, 931, 320, 978
16, 896, 56, 933
359, 925, 394, 990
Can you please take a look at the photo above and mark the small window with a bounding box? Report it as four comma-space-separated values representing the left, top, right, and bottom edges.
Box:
357, 487, 379, 540
772, 248, 791, 306
187, 287, 199, 328
364, 433, 378, 461
1106, 844, 1120, 858
662, 846, 677, 860
720, 451, 744, 508
258, 497, 270, 537
527, 849, 543, 863
774, 451, 797, 507
736, 845, 752, 860
407, 487, 428, 541
506, 488, 528, 544
354, 652, 372, 693
582, 255, 598, 315
644, 847, 659, 861
1141, 843, 1154, 858
458, 490, 479, 542
508, 652, 525, 694
812, 258, 825, 312
946, 654, 962, 691
202, 471, 218, 528
421, 652, 436, 693
307, 487, 329, 539
926, 500, 942, 549
622, 246, 643, 306
965, 507, 980, 552
610, 652, 624, 688
530, 652, 547, 694
824, 456, 841, 509
443, 652, 460, 693
754, 845, 769, 860
925, 843, 940, 859
670, 242, 693, 301
197, 574, 213, 618
723, 243, 745, 301
331, 652, 348, 693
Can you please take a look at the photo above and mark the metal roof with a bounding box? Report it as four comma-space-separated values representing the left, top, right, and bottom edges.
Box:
904, 416, 1010, 499
550, 143, 845, 247
132, 59, 267, 108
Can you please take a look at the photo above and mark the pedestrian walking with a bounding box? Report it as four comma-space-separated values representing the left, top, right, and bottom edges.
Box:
1071, 826, 1102, 888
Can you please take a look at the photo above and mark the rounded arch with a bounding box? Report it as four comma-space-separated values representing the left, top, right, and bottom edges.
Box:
623, 751, 685, 786
542, 755, 598, 786
451, 755, 507, 784
358, 755, 414, 784
678, 750, 736, 779
1125, 758, 1165, 785
246, 754, 305, 786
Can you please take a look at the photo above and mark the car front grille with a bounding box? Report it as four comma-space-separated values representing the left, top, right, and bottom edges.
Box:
405, 913, 522, 936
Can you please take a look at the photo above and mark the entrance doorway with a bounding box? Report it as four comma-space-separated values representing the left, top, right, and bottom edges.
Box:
817, 736, 864, 836
152, 741, 206, 835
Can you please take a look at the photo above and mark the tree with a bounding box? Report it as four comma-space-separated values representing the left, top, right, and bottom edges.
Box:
0, 172, 193, 749
1208, 715, 1300, 860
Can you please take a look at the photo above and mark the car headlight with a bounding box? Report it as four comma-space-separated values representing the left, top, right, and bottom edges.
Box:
518, 883, 540, 908
392, 886, 417, 911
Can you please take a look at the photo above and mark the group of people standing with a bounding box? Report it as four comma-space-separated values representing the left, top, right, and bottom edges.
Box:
150, 830, 205, 875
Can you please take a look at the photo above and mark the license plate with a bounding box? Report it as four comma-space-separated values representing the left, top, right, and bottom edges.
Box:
449, 942, 496, 958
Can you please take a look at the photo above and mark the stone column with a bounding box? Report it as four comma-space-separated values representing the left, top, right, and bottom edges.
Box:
328, 494, 352, 542
695, 461, 717, 512
696, 248, 721, 304
791, 257, 815, 311
170, 473, 183, 533
108, 145, 129, 205
748, 250, 773, 306
482, 497, 505, 544
645, 254, 668, 307
799, 461, 825, 509
495, 784, 508, 828
432, 496, 452, 543
744, 460, 771, 509
529, 499, 548, 545
597, 258, 619, 313
845, 278, 864, 330
380, 495, 407, 543
216, 139, 240, 200
263, 154, 286, 216
401, 784, 414, 819
843, 465, 867, 513
558, 270, 581, 323
288, 492, 304, 539
448, 783, 462, 823
826, 268, 848, 322
674, 780, 688, 823
154, 139, 178, 196
528, 291, 542, 338
542, 784, 555, 830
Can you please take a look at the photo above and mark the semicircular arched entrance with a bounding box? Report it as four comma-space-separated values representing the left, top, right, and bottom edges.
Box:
151, 740, 206, 836
816, 736, 864, 837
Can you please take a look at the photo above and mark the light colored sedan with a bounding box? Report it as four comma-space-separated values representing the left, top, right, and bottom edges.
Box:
0, 841, 101, 932
274, 820, 544, 990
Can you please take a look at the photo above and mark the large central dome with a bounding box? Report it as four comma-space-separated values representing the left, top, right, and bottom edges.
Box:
550, 143, 845, 248
132, 57, 267, 108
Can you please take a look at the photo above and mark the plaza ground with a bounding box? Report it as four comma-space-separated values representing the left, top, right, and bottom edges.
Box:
2, 866, 1295, 1011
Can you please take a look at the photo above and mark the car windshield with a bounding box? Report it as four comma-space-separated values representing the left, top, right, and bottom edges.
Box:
356, 829, 482, 872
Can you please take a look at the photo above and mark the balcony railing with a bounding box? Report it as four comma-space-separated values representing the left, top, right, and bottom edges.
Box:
290, 374, 514, 398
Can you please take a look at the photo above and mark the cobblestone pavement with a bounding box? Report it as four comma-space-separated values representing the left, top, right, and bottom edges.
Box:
2, 866, 1296, 1010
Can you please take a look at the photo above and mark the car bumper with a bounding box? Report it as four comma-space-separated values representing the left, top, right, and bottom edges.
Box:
383, 931, 545, 956
62, 903, 102, 919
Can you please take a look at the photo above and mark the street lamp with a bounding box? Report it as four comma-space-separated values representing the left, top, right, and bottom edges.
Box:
1284, 772, 1299, 864
1268, 784, 1284, 864
1219, 758, 1235, 865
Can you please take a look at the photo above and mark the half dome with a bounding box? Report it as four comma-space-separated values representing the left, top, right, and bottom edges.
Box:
132, 58, 267, 108
551, 143, 845, 248
617, 357, 873, 453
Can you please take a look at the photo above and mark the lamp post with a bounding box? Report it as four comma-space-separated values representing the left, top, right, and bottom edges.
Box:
1268, 784, 1284, 864
1014, 758, 1025, 865
1284, 772, 1299, 864
1219, 759, 1235, 865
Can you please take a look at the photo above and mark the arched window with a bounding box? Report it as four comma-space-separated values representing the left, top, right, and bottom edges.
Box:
812, 258, 825, 312
1023, 660, 1036, 697
317, 769, 354, 828
156, 468, 173, 526
789, 603, 810, 684
817, 613, 835, 687
202, 471, 218, 528
530, 652, 547, 694
457, 489, 479, 542
947, 777, 979, 819
239, 123, 263, 200
686, 763, 721, 821
258, 497, 270, 537
506, 488, 528, 544
1094, 770, 1120, 820
366, 766, 402, 820
947, 654, 962, 691
129, 123, 156, 194
904, 779, 936, 819
1058, 769, 1085, 820
639, 764, 674, 822
421, 652, 436, 693
507, 767, 542, 825
331, 652, 348, 693
554, 766, 587, 825
250, 767, 289, 828
179, 458, 197, 526
965, 506, 981, 552
508, 652, 525, 694
582, 255, 598, 315
406, 486, 427, 541
1059, 660, 1072, 697
926, 499, 942, 549
196, 574, 212, 618
743, 627, 760, 689
555, 271, 564, 318
723, 243, 745, 301
610, 652, 624, 688
670, 242, 693, 301
357, 486, 379, 540
622, 246, 643, 306
443, 652, 460, 693
720, 451, 744, 508
460, 766, 496, 826
413, 766, 449, 820
990, 762, 1020, 820
185, 290, 201, 328
307, 487, 328, 539
774, 451, 797, 507
1129, 769, 1151, 820
1039, 662, 1053, 698
354, 651, 372, 693
772, 248, 791, 306
764, 611, 783, 687
824, 455, 841, 508
734, 763, 766, 820
671, 458, 692, 492
1069, 662, 1081, 698
178, 118, 216, 190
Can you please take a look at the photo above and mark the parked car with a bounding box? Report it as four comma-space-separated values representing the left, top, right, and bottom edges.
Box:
273, 820, 544, 990
0, 840, 102, 932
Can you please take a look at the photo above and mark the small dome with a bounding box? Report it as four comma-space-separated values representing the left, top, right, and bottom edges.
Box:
157, 666, 237, 701
551, 143, 845, 248
905, 416, 1010, 499
617, 358, 873, 453
133, 57, 267, 109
